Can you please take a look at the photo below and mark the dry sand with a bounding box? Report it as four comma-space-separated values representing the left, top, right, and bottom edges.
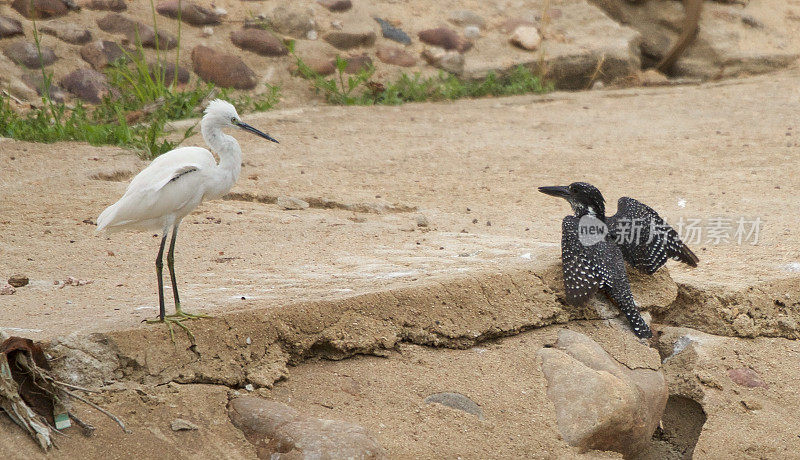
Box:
1, 69, 800, 458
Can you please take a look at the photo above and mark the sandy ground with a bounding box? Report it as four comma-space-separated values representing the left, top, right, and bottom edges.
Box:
2, 69, 799, 338
1, 70, 800, 459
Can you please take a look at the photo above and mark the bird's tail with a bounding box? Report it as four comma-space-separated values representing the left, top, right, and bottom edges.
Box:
675, 242, 699, 268
96, 202, 118, 232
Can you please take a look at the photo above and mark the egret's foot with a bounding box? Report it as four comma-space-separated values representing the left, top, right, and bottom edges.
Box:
145, 316, 195, 344
166, 304, 211, 320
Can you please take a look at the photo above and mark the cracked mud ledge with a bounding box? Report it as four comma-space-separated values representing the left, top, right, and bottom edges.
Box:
47, 260, 800, 390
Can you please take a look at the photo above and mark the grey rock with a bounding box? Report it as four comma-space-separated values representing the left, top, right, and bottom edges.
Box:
60, 68, 110, 103
463, 25, 481, 40
22, 73, 67, 102
448, 10, 485, 29
538, 329, 667, 458
97, 13, 177, 50
0, 16, 24, 39
323, 31, 376, 50
3, 41, 57, 68
40, 21, 93, 45
48, 332, 120, 387
270, 5, 315, 38
228, 397, 387, 459
424, 392, 484, 419
421, 47, 464, 74
374, 17, 410, 45
171, 419, 199, 431
277, 196, 309, 210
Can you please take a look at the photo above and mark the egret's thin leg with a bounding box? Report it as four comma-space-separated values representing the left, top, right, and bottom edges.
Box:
155, 231, 168, 321
146, 228, 195, 345
167, 223, 181, 309
165, 222, 210, 320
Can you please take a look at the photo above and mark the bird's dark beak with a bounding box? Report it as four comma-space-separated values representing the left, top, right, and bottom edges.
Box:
538, 185, 571, 199
235, 121, 279, 143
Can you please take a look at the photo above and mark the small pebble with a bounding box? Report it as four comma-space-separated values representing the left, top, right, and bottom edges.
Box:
170, 419, 198, 431
8, 274, 29, 287
201, 26, 213, 37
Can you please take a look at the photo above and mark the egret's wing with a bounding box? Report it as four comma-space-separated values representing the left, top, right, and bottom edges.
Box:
125, 147, 216, 195
608, 197, 699, 274
98, 147, 215, 230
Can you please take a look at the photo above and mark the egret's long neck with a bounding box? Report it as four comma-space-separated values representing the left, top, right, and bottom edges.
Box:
202, 118, 242, 199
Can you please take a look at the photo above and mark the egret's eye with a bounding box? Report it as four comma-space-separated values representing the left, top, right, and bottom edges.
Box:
231, 117, 237, 124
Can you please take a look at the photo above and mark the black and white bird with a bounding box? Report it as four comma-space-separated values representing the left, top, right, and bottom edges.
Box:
538, 182, 699, 338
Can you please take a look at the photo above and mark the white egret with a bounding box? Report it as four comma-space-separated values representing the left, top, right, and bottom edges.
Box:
97, 99, 278, 340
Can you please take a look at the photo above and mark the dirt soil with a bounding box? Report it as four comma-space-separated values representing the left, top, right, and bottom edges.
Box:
1, 69, 800, 458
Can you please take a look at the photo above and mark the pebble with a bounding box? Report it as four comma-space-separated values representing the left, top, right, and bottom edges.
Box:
374, 17, 411, 45
510, 26, 541, 51
3, 41, 57, 68
0, 16, 24, 39
156, 1, 222, 26
39, 21, 93, 45
448, 10, 485, 29
61, 68, 109, 103
80, 40, 126, 70
415, 215, 429, 227
230, 29, 289, 57
463, 25, 481, 40
11, 0, 69, 19
728, 367, 768, 388
277, 196, 309, 210
201, 26, 213, 37
421, 47, 464, 74
317, 0, 352, 12
191, 45, 258, 90
170, 419, 198, 431
79, 0, 127, 12
418, 27, 472, 53
323, 31, 376, 50
1, 284, 16, 295
424, 392, 484, 419
22, 73, 68, 102
341, 53, 372, 74
270, 5, 315, 38
376, 45, 416, 67
97, 13, 177, 50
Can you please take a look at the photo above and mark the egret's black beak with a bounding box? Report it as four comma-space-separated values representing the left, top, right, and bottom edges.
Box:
538, 185, 572, 199
235, 121, 279, 143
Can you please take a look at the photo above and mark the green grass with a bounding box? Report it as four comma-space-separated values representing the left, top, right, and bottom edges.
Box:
293, 46, 553, 106
0, 0, 280, 159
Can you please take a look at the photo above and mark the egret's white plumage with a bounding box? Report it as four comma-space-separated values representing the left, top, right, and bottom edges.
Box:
97, 99, 256, 232
97, 99, 278, 332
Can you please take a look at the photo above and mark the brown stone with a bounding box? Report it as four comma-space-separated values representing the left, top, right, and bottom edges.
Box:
538, 329, 667, 458
78, 0, 126, 11
376, 45, 416, 67
149, 61, 190, 85
61, 68, 111, 103
97, 13, 177, 50
80, 40, 126, 70
323, 31, 376, 50
191, 45, 257, 89
230, 29, 288, 57
228, 397, 387, 459
11, 0, 69, 19
7, 274, 29, 288
22, 72, 68, 103
418, 27, 472, 53
728, 367, 768, 388
0, 16, 24, 39
341, 53, 372, 74
156, 1, 221, 26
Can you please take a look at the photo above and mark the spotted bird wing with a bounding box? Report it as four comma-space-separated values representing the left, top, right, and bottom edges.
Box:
608, 197, 699, 275
560, 216, 628, 305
